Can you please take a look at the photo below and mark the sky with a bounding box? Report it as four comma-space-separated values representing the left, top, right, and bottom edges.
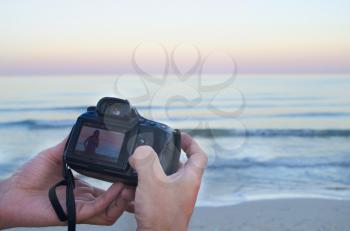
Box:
0, 0, 349, 75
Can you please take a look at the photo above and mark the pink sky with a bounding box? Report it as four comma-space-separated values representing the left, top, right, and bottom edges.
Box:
1, 0, 349, 75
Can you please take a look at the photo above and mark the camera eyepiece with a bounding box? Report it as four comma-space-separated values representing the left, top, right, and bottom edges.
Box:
97, 97, 131, 118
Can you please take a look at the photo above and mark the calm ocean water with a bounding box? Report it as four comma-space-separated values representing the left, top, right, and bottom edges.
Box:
0, 75, 349, 206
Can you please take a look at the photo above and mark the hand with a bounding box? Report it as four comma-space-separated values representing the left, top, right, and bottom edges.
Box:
128, 133, 208, 231
0, 138, 134, 229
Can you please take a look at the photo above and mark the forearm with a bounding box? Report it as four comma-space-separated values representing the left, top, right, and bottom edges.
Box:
0, 178, 11, 229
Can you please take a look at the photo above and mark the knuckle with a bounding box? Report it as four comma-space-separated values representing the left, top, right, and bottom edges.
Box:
121, 189, 134, 201
135, 145, 155, 154
104, 219, 116, 226
190, 155, 208, 171
133, 146, 157, 160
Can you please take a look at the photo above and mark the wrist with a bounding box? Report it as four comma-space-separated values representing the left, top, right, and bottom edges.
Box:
137, 228, 185, 231
136, 218, 188, 231
137, 224, 187, 231
0, 178, 11, 229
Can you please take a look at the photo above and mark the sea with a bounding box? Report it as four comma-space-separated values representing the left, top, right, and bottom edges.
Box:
0, 74, 349, 206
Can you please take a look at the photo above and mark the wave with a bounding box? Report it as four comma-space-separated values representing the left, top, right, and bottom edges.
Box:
273, 112, 350, 118
0, 106, 87, 112
0, 119, 75, 129
186, 128, 350, 137
207, 156, 350, 169
1, 107, 350, 122
1, 119, 350, 137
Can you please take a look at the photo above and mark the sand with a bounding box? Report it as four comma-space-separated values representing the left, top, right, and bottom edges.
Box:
9, 198, 350, 231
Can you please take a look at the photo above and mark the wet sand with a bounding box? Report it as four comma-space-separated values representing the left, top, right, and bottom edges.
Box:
10, 198, 350, 231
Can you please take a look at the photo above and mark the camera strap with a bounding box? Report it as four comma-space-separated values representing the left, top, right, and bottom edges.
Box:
48, 164, 76, 231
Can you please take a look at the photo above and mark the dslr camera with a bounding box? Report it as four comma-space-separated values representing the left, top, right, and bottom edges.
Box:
64, 97, 181, 185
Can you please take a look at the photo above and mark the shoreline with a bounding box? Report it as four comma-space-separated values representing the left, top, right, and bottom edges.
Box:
190, 198, 350, 231
11, 198, 350, 231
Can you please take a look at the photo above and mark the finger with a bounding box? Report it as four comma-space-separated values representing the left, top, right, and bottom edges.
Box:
86, 186, 135, 225
75, 193, 95, 202
75, 182, 106, 198
75, 185, 104, 198
120, 186, 136, 201
111, 186, 135, 211
126, 202, 135, 213
128, 146, 166, 182
93, 182, 124, 211
181, 133, 208, 174
104, 202, 124, 225
105, 187, 135, 219
91, 186, 107, 197
77, 182, 124, 221
167, 160, 185, 180
181, 133, 204, 159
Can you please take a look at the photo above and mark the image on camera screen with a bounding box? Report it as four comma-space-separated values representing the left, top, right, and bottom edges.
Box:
75, 125, 125, 159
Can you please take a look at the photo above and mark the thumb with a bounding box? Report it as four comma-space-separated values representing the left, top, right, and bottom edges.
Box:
129, 146, 166, 182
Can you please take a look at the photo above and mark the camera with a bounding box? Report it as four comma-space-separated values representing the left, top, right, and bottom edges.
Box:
64, 97, 181, 185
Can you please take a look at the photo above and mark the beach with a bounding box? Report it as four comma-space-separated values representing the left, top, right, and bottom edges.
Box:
11, 198, 350, 231
1, 75, 350, 230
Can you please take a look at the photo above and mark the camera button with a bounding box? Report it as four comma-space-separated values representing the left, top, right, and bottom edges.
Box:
87, 106, 96, 112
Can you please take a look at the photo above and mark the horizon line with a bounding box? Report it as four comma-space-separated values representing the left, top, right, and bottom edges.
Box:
0, 72, 349, 77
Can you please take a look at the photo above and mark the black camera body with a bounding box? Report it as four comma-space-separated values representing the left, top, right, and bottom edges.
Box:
64, 97, 181, 185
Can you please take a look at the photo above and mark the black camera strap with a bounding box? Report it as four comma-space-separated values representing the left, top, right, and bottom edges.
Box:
48, 164, 76, 231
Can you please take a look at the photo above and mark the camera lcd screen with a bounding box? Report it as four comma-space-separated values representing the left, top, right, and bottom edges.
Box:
75, 125, 125, 160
